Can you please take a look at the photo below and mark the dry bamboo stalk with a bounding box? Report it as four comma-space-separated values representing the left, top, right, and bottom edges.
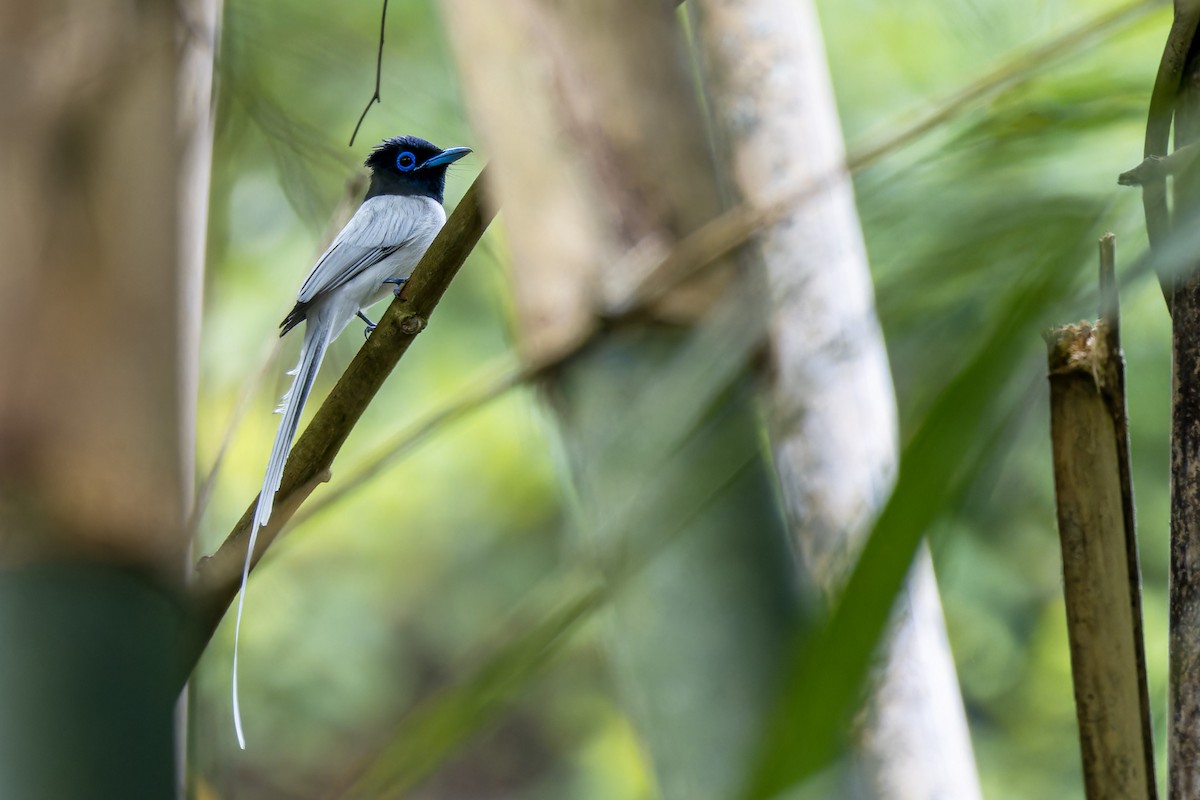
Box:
1046, 234, 1156, 800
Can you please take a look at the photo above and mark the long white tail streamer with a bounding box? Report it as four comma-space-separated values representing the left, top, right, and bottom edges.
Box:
232, 321, 332, 749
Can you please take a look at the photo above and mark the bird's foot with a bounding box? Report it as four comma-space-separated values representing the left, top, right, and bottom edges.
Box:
357, 310, 377, 338
384, 277, 408, 298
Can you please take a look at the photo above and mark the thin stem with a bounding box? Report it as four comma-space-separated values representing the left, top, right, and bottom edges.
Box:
348, 0, 389, 147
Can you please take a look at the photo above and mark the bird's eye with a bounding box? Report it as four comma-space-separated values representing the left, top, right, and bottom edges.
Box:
396, 151, 417, 171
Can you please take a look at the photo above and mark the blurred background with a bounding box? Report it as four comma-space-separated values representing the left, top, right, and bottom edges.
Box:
191, 0, 1172, 797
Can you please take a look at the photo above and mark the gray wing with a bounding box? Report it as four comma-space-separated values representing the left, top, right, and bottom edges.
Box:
295, 195, 428, 304
296, 241, 403, 302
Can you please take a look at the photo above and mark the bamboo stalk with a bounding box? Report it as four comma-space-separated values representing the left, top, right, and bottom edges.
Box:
1047, 233, 1156, 800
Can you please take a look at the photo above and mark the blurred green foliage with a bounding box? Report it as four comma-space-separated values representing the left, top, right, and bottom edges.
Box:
192, 0, 1176, 797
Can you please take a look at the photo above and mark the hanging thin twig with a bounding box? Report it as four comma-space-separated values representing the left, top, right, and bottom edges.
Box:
348, 0, 389, 147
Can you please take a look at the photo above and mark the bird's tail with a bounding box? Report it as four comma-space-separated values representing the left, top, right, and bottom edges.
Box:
233, 320, 332, 749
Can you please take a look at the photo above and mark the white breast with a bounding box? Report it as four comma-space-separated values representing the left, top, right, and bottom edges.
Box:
303, 194, 446, 336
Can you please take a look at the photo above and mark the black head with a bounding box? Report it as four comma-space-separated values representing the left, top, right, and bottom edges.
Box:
364, 135, 471, 204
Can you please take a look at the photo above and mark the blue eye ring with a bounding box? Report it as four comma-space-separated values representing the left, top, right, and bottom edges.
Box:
396, 151, 417, 172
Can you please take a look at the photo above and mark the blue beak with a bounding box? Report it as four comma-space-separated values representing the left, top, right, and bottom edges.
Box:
421, 146, 472, 169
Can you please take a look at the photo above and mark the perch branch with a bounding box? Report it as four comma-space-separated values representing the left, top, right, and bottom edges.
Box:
185, 168, 495, 673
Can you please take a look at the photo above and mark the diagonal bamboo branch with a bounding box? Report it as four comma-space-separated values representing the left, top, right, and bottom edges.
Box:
184, 168, 496, 673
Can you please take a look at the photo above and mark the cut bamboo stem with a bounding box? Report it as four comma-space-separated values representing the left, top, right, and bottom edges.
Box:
1046, 233, 1156, 800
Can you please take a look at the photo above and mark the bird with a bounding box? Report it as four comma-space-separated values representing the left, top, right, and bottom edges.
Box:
232, 135, 471, 749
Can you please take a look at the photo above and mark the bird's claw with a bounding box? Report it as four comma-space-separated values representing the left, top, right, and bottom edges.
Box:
357, 310, 377, 338
384, 277, 408, 298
